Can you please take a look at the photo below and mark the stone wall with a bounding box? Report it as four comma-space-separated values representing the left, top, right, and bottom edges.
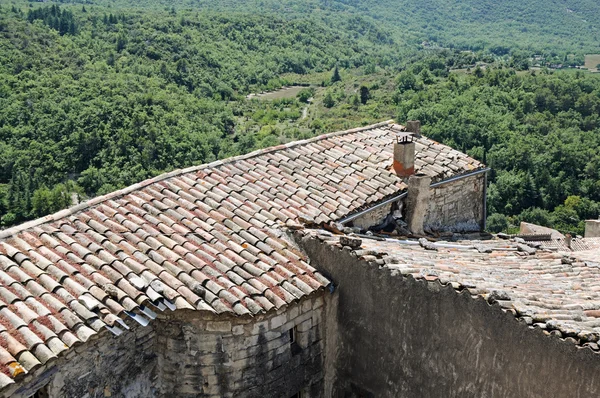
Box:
349, 174, 485, 233
424, 173, 485, 232
351, 203, 393, 230
299, 235, 600, 398
5, 293, 327, 398
155, 294, 326, 398
585, 220, 600, 238
7, 323, 157, 398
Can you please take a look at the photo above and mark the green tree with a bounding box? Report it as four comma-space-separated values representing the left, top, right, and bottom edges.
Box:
473, 66, 484, 78
397, 71, 418, 92
564, 195, 600, 220
323, 92, 335, 108
116, 34, 127, 52
420, 69, 434, 84
519, 207, 551, 227
0, 185, 7, 224
331, 66, 341, 83
359, 85, 370, 105
297, 88, 315, 103
349, 94, 360, 109
486, 213, 509, 233
550, 205, 581, 234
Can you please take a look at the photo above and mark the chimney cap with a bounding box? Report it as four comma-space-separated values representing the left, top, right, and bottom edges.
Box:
395, 132, 414, 144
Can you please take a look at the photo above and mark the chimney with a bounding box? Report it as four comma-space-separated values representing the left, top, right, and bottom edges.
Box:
393, 133, 415, 177
405, 173, 431, 235
585, 219, 600, 238
565, 233, 572, 250
406, 120, 421, 137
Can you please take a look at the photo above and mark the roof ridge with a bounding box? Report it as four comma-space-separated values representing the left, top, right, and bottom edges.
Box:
0, 120, 394, 241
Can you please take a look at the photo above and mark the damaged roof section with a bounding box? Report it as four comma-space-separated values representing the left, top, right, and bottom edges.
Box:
0, 120, 483, 388
300, 228, 600, 353
514, 221, 600, 253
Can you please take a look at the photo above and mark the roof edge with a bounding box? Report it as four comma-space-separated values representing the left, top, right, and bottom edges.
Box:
0, 120, 395, 241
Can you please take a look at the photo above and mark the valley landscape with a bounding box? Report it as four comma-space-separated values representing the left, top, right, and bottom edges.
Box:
1, 0, 600, 234
1, 2, 600, 397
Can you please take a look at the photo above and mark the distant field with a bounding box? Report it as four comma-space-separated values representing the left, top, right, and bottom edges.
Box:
280, 71, 332, 85
246, 86, 306, 100
584, 54, 600, 71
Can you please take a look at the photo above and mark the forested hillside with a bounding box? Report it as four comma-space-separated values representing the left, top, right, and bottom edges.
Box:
60, 0, 600, 55
0, 3, 402, 225
332, 0, 600, 54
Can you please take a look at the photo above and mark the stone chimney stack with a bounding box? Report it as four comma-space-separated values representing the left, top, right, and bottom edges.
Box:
405, 173, 431, 235
565, 233, 572, 250
393, 134, 415, 177
406, 120, 421, 137
392, 120, 421, 177
585, 219, 600, 238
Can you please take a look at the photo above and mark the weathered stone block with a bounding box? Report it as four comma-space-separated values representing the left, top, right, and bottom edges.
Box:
312, 310, 323, 326
199, 366, 216, 377
206, 321, 232, 333
288, 305, 300, 320
297, 331, 310, 348
302, 299, 313, 313
313, 297, 324, 309
339, 236, 362, 249
297, 319, 313, 333
232, 325, 244, 336
251, 320, 269, 335
266, 335, 289, 352
270, 313, 288, 330
198, 352, 231, 366
275, 344, 290, 357
295, 311, 313, 326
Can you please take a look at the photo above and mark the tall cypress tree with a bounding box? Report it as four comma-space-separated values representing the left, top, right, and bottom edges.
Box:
331, 65, 341, 83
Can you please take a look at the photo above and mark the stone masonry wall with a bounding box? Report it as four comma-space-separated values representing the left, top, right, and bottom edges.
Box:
4, 294, 327, 398
6, 323, 157, 398
156, 294, 326, 398
299, 235, 600, 398
349, 174, 485, 234
351, 203, 393, 231
425, 174, 485, 232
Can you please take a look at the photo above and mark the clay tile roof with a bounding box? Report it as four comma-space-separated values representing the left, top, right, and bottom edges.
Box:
304, 228, 600, 352
0, 120, 482, 386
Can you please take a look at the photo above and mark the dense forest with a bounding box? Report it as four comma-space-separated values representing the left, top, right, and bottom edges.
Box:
397, 66, 600, 235
1, 0, 600, 236
53, 0, 600, 55
0, 2, 402, 225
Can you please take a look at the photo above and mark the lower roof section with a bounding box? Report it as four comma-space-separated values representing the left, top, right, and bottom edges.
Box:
300, 228, 600, 353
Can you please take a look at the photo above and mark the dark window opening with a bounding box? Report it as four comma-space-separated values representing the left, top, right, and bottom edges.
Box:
32, 385, 49, 398
289, 326, 296, 343
290, 391, 303, 398
289, 326, 301, 356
